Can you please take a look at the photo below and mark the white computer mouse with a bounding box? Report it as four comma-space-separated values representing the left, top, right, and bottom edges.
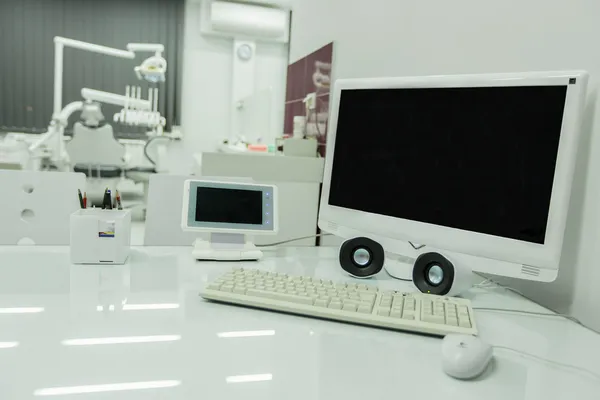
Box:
441, 334, 493, 380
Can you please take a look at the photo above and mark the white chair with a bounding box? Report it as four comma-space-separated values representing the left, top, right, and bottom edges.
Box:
144, 174, 201, 246
0, 170, 86, 245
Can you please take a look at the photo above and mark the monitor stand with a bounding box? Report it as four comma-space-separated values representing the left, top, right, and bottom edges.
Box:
384, 253, 415, 281
192, 233, 263, 261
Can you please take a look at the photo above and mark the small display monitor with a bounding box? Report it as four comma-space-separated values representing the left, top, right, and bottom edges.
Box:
182, 180, 277, 234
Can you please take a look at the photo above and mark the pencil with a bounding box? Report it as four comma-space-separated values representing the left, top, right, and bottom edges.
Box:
77, 189, 84, 209
116, 190, 123, 210
106, 190, 113, 210
102, 188, 109, 210
83, 192, 87, 209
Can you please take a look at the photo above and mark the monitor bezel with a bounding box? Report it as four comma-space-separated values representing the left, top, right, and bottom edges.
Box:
181, 179, 278, 235
319, 71, 588, 280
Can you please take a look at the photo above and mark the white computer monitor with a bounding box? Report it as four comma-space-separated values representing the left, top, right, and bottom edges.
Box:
319, 71, 588, 282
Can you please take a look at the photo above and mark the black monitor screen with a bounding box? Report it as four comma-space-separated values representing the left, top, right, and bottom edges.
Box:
196, 187, 263, 225
329, 85, 568, 244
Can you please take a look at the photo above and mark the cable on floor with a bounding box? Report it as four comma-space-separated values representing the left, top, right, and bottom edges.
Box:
493, 345, 600, 381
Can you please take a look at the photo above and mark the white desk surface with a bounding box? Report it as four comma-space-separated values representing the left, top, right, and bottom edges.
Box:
0, 246, 598, 399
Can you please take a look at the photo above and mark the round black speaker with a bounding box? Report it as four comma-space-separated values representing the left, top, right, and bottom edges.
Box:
339, 237, 385, 278
412, 252, 455, 295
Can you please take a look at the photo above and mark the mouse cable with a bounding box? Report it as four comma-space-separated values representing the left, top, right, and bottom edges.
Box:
493, 345, 600, 381
256, 233, 333, 248
473, 307, 583, 325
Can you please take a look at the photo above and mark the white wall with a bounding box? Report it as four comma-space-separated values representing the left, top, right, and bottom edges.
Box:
290, 0, 600, 330
176, 0, 288, 174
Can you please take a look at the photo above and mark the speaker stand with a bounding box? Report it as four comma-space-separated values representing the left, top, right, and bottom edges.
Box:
384, 258, 413, 281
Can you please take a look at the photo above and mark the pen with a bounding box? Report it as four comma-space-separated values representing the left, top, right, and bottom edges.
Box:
77, 189, 84, 209
116, 190, 123, 210
106, 190, 113, 210
102, 188, 109, 210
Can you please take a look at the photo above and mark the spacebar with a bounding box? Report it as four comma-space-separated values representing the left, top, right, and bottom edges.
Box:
246, 289, 314, 305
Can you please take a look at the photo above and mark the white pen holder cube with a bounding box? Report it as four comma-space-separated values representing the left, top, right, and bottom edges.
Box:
70, 209, 131, 265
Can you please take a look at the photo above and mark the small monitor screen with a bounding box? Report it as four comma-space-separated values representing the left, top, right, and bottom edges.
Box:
329, 85, 568, 244
195, 187, 263, 225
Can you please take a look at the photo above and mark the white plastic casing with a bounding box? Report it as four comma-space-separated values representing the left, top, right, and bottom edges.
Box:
201, 1, 290, 43
442, 254, 474, 297
181, 179, 278, 236
319, 71, 589, 282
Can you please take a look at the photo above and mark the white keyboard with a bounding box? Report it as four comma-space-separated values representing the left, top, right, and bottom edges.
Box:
200, 268, 478, 336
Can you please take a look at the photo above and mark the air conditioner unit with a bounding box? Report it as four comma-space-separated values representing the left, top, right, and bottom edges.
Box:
229, 0, 294, 9
200, 0, 290, 43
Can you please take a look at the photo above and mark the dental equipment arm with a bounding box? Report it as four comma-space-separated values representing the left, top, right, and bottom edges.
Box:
53, 37, 135, 117
81, 88, 151, 110
29, 101, 84, 159
127, 43, 164, 55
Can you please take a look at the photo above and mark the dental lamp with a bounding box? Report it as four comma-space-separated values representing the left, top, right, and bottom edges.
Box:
127, 43, 167, 83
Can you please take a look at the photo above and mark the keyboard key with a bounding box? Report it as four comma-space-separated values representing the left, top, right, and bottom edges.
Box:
392, 299, 404, 308
328, 302, 342, 310
378, 308, 390, 317
390, 310, 402, 318
380, 299, 392, 307
360, 294, 376, 302
247, 289, 314, 305
207, 284, 221, 291
315, 299, 329, 307
459, 317, 471, 328
358, 305, 372, 313
423, 314, 445, 324
343, 304, 357, 312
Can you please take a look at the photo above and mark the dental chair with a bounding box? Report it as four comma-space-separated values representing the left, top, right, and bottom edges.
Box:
66, 102, 126, 204
66, 101, 159, 208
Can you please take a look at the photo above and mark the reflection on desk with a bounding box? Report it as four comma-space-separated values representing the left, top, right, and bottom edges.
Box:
0, 246, 598, 399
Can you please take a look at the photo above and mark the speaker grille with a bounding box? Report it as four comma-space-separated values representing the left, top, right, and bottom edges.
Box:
521, 265, 541, 277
